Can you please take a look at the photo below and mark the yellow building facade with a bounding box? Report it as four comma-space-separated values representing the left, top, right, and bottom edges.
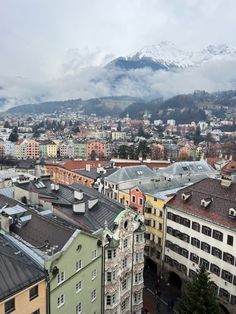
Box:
118, 189, 130, 206
0, 279, 47, 314
144, 193, 165, 266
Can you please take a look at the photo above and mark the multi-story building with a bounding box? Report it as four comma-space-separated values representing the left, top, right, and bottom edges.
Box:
0, 234, 47, 314
39, 140, 57, 158
111, 132, 127, 141
3, 140, 15, 157
104, 165, 158, 201
87, 140, 107, 159
15, 139, 27, 159
13, 176, 145, 314
163, 178, 236, 313
26, 139, 40, 159
0, 195, 102, 314
74, 141, 87, 158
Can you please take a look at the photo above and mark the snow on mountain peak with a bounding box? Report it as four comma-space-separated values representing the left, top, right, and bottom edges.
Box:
127, 42, 236, 69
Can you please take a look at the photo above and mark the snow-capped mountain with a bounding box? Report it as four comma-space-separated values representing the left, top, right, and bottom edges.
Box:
107, 41, 236, 71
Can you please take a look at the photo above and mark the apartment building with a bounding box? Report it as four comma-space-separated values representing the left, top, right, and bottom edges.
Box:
163, 178, 236, 313
0, 194, 102, 314
0, 234, 46, 314
87, 140, 107, 159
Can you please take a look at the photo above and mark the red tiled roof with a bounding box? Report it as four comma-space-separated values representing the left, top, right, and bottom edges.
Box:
206, 157, 223, 167
167, 178, 236, 229
60, 160, 108, 171
221, 160, 236, 174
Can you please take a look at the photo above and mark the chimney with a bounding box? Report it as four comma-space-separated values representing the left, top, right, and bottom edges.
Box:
0, 212, 12, 233
74, 189, 83, 201
86, 164, 91, 172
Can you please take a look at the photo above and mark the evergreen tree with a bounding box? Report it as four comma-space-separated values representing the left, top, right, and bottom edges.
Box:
176, 267, 221, 314
8, 126, 18, 142
4, 121, 11, 128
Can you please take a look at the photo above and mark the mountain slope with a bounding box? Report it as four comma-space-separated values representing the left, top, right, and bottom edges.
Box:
107, 42, 236, 71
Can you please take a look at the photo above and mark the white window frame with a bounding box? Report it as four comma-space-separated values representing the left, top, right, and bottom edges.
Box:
76, 281, 82, 293
92, 249, 97, 260
76, 302, 82, 314
92, 269, 97, 281
57, 294, 65, 308
76, 260, 82, 272
57, 272, 65, 285
91, 289, 96, 302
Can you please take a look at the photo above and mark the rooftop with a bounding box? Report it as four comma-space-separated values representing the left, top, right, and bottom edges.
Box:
0, 234, 45, 301
167, 178, 236, 230
106, 165, 158, 184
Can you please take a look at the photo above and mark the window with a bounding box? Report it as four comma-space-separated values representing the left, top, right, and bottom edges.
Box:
106, 295, 111, 306
29, 285, 38, 300
223, 252, 234, 265
135, 272, 142, 283
181, 233, 190, 243
135, 252, 143, 263
57, 272, 65, 285
191, 237, 200, 248
221, 270, 233, 283
190, 253, 199, 264
57, 295, 65, 308
91, 269, 97, 280
134, 291, 142, 303
139, 198, 143, 205
167, 212, 175, 220
136, 234, 143, 243
192, 222, 200, 232
227, 235, 233, 246
76, 260, 82, 272
201, 242, 210, 253
92, 250, 97, 260
175, 215, 181, 224
219, 288, 230, 302
76, 281, 82, 293
107, 249, 116, 259
182, 218, 190, 228
132, 195, 136, 203
159, 223, 162, 231
167, 226, 173, 235
123, 238, 128, 248
159, 210, 163, 217
200, 258, 209, 270
121, 298, 128, 311
210, 264, 220, 276
181, 248, 189, 259
91, 289, 96, 302
189, 269, 197, 279
107, 272, 112, 282
122, 257, 127, 268
122, 279, 127, 290
202, 226, 212, 237
212, 247, 222, 259
4, 298, 15, 314
213, 230, 223, 241
76, 302, 82, 314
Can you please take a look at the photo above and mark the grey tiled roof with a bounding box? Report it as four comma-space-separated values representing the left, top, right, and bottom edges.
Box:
0, 234, 45, 301
105, 165, 158, 183
156, 160, 216, 176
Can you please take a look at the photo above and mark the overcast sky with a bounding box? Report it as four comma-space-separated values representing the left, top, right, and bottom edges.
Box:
1, 0, 236, 107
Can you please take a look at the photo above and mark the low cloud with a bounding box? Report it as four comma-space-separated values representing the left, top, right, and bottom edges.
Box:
1, 58, 236, 111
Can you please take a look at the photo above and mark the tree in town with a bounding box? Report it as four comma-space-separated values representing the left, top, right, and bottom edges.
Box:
117, 120, 122, 132
193, 126, 202, 145
8, 126, 18, 142
176, 266, 221, 314
135, 140, 151, 159
90, 150, 97, 160
4, 121, 11, 128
